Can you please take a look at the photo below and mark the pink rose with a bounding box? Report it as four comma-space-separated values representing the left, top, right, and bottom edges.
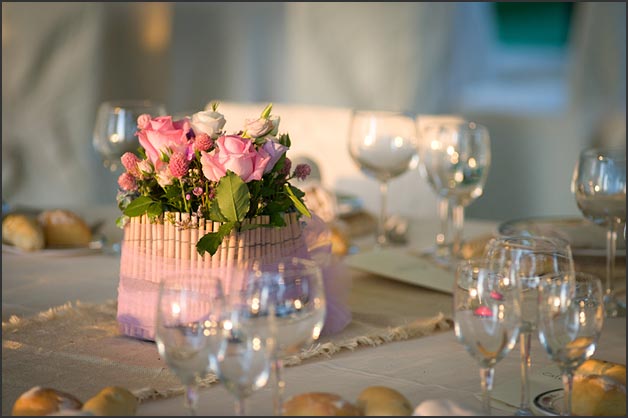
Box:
261, 139, 288, 173
200, 135, 271, 183
137, 114, 152, 130
137, 116, 193, 165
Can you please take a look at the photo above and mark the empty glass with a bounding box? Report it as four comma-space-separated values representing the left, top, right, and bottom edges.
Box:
348, 110, 419, 247
213, 272, 276, 416
453, 258, 521, 415
571, 147, 626, 317
249, 257, 326, 415
155, 273, 225, 416
537, 272, 604, 416
93, 100, 167, 172
419, 120, 491, 265
484, 236, 575, 416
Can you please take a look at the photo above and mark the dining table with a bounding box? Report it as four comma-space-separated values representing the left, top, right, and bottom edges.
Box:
2, 205, 626, 416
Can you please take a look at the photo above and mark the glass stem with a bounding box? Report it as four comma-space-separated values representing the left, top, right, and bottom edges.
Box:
605, 222, 618, 297
480, 366, 495, 416
273, 357, 285, 416
377, 181, 389, 247
518, 332, 532, 413
562, 370, 574, 416
235, 398, 246, 416
184, 383, 199, 416
452, 202, 464, 258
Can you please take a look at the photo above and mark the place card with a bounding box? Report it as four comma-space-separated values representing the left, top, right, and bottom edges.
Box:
344, 247, 455, 294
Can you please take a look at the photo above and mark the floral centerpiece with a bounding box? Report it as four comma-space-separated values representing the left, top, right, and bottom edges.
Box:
116, 103, 312, 256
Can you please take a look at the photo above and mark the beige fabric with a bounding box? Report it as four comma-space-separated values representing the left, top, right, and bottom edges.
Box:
1, 274, 453, 416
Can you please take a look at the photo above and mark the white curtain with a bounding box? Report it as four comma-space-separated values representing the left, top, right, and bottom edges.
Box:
2, 2, 625, 222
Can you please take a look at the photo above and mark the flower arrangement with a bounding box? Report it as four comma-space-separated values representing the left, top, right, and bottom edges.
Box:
116, 103, 312, 256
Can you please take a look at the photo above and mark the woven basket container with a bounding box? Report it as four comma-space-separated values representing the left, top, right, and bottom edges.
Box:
117, 212, 307, 340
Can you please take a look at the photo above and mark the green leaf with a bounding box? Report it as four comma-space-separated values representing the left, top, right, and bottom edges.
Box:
239, 223, 263, 232
123, 196, 156, 217
208, 201, 229, 222
147, 202, 163, 218
196, 222, 235, 256
260, 103, 273, 119
278, 133, 291, 148
269, 212, 287, 227
284, 184, 311, 218
215, 171, 250, 223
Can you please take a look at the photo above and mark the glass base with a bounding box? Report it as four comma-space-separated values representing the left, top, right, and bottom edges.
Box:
514, 407, 534, 416
604, 293, 627, 318
421, 245, 464, 270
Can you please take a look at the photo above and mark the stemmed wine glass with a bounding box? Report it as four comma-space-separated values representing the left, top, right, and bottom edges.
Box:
537, 272, 604, 416
348, 110, 419, 248
484, 236, 575, 416
212, 270, 276, 416
93, 100, 166, 172
453, 258, 521, 415
418, 120, 491, 265
155, 272, 226, 416
571, 147, 626, 317
249, 257, 326, 415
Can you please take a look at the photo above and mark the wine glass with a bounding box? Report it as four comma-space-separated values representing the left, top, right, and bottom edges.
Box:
93, 100, 166, 172
249, 257, 326, 415
418, 120, 491, 265
155, 272, 225, 416
571, 147, 626, 317
348, 110, 419, 247
212, 272, 276, 416
484, 236, 575, 416
453, 258, 521, 415
537, 272, 604, 416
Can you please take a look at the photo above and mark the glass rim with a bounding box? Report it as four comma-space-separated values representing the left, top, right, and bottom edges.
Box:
580, 147, 626, 161
99, 99, 166, 109
488, 234, 572, 252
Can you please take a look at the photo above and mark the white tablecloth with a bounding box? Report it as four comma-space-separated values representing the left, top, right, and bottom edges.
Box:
3, 210, 626, 416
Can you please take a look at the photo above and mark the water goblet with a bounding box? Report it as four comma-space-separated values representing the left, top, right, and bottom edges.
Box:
155, 273, 225, 416
484, 236, 575, 416
537, 272, 604, 416
348, 110, 419, 247
213, 271, 276, 416
453, 258, 521, 415
250, 257, 326, 415
571, 147, 626, 317
418, 120, 490, 265
93, 100, 166, 172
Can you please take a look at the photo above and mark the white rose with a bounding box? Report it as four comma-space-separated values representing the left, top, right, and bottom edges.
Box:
191, 110, 226, 139
244, 118, 273, 138
269, 116, 280, 135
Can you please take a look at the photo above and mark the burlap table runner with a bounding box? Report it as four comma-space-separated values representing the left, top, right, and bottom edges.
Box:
2, 267, 454, 416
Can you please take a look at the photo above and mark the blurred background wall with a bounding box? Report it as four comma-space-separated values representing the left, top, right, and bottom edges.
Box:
2, 2, 626, 223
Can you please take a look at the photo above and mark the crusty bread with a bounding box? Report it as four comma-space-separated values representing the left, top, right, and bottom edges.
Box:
572, 359, 626, 416
11, 386, 83, 416
81, 386, 137, 416
2, 213, 46, 251
356, 386, 412, 416
282, 392, 361, 416
37, 209, 92, 248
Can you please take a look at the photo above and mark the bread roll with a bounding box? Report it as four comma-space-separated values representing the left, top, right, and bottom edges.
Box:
2, 214, 45, 251
81, 386, 137, 416
356, 386, 412, 416
282, 392, 361, 416
572, 359, 626, 416
37, 209, 92, 248
11, 386, 83, 416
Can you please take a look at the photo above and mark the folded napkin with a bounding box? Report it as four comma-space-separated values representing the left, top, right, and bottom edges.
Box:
413, 399, 483, 416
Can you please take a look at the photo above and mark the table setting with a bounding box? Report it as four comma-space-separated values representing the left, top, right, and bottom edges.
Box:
2, 102, 626, 417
